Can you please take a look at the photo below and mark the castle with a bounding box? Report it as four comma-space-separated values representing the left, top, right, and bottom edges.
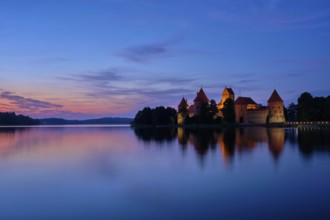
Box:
178, 87, 285, 124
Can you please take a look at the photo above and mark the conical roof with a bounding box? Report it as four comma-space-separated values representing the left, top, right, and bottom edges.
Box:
193, 88, 209, 103
224, 87, 234, 95
178, 97, 188, 107
268, 90, 283, 103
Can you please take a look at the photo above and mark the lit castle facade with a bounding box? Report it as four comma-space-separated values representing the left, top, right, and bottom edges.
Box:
178, 88, 285, 124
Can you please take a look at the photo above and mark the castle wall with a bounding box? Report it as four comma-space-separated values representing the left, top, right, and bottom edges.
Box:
235, 104, 247, 123
246, 109, 268, 123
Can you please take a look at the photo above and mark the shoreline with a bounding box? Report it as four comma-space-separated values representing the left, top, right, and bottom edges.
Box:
0, 122, 328, 129
131, 121, 330, 129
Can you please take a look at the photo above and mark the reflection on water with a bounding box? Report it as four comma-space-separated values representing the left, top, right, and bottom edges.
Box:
297, 129, 330, 157
0, 126, 134, 160
134, 127, 330, 165
0, 126, 330, 220
133, 127, 177, 143
2, 126, 329, 163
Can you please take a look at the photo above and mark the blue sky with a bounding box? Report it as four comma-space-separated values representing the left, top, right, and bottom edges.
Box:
0, 0, 329, 119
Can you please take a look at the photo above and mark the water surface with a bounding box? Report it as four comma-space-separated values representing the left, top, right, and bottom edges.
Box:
0, 126, 329, 220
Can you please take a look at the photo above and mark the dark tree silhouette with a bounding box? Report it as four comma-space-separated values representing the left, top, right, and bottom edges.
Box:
222, 98, 235, 123
286, 103, 298, 121
132, 107, 153, 125
209, 99, 219, 116
0, 112, 39, 125
297, 92, 330, 121
198, 102, 212, 124
132, 106, 177, 126
324, 96, 330, 120
298, 92, 313, 121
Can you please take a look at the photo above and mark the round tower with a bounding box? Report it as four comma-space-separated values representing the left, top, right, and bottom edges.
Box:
267, 90, 285, 123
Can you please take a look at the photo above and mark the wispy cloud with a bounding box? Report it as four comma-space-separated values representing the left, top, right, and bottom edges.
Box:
0, 91, 78, 118
116, 38, 180, 63
60, 69, 123, 87
115, 37, 213, 63
0, 90, 116, 119
0, 91, 63, 110
57, 67, 197, 111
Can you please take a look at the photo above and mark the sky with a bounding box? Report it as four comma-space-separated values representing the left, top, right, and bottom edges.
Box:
0, 0, 329, 119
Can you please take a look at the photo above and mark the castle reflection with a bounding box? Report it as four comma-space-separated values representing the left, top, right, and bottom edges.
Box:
134, 126, 330, 165
177, 127, 286, 163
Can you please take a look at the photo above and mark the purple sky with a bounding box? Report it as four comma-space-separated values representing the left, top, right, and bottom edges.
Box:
0, 0, 329, 119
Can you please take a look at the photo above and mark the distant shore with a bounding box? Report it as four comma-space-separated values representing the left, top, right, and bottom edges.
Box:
0, 112, 133, 126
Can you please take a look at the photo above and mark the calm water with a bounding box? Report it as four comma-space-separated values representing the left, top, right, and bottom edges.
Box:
0, 126, 329, 220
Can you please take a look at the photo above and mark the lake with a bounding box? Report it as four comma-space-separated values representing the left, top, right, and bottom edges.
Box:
0, 126, 329, 220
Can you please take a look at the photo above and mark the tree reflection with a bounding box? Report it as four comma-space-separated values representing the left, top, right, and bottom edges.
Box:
182, 128, 221, 158
133, 127, 177, 144
297, 128, 330, 158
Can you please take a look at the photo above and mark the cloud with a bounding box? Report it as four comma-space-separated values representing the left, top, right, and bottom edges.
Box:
57, 67, 198, 111
80, 70, 122, 82
116, 39, 180, 63
60, 69, 124, 88
0, 90, 118, 119
0, 91, 63, 111
115, 36, 216, 63
31, 109, 104, 120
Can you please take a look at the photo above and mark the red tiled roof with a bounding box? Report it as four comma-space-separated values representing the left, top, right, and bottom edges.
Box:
193, 88, 209, 103
235, 97, 257, 105
268, 90, 283, 103
178, 97, 189, 107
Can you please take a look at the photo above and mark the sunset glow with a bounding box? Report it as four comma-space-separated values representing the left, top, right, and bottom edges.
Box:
1, 0, 329, 119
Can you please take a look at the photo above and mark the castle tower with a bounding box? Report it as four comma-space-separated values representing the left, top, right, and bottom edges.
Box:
193, 88, 209, 104
217, 87, 235, 110
189, 88, 209, 116
177, 97, 189, 124
267, 90, 285, 123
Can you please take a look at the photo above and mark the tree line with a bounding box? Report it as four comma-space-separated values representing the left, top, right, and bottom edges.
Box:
131, 106, 177, 126
286, 92, 330, 121
132, 98, 235, 126
0, 112, 39, 125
